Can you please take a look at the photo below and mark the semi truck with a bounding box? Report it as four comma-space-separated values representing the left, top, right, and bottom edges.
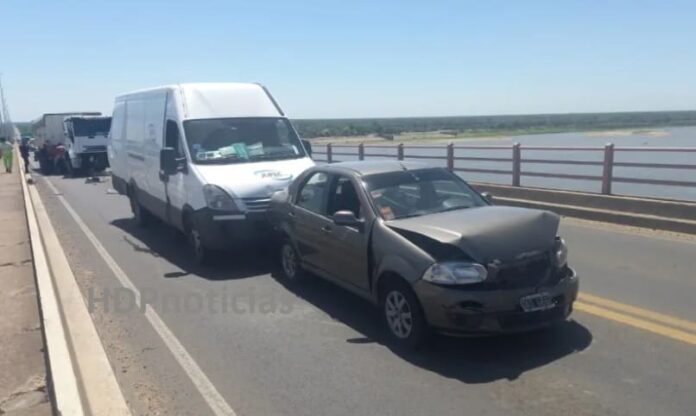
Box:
31, 112, 110, 175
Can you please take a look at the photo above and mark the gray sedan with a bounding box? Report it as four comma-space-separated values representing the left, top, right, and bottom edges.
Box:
269, 161, 579, 347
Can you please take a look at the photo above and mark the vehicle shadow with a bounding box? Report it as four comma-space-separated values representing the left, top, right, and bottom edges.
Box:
110, 217, 273, 281
274, 271, 593, 384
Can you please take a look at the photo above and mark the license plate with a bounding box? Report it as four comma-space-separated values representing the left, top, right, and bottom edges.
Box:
520, 293, 554, 312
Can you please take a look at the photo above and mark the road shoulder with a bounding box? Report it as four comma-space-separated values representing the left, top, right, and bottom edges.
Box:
0, 167, 51, 415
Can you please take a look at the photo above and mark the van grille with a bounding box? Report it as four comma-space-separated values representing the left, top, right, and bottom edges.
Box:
242, 197, 271, 212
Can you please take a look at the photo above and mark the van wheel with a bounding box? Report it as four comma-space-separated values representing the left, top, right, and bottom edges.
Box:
381, 278, 429, 349
279, 239, 306, 283
129, 187, 151, 227
184, 217, 214, 265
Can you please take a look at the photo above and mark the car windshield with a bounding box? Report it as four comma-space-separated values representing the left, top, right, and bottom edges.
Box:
183, 117, 305, 164
364, 168, 487, 220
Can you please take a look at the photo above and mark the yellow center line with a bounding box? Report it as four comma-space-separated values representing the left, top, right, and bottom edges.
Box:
575, 301, 696, 346
578, 292, 696, 333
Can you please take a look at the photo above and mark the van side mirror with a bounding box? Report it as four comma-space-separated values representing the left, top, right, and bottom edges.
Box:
160, 147, 179, 175
301, 139, 312, 157
481, 191, 493, 203
332, 210, 363, 229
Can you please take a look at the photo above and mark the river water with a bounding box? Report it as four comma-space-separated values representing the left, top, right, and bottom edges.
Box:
317, 126, 696, 201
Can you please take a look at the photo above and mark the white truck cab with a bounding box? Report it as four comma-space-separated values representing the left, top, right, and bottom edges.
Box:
63, 115, 111, 174
108, 82, 315, 263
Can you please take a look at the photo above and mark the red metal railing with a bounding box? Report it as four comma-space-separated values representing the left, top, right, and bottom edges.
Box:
311, 142, 696, 195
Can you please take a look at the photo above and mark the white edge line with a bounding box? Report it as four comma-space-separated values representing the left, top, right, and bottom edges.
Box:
18, 151, 86, 415
42, 177, 237, 416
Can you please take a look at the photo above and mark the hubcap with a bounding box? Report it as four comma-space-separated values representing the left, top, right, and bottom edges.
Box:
385, 291, 413, 339
281, 244, 297, 279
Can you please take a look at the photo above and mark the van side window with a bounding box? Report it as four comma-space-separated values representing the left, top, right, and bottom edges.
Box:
297, 172, 328, 215
165, 120, 183, 157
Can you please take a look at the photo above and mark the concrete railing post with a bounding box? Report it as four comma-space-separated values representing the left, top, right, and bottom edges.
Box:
327, 143, 333, 164
397, 143, 404, 161
447, 143, 454, 171
512, 142, 521, 187
602, 142, 615, 194
358, 143, 364, 160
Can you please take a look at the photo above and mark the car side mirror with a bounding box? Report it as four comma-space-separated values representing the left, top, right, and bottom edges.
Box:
481, 191, 493, 203
301, 139, 312, 157
333, 210, 363, 229
160, 147, 179, 175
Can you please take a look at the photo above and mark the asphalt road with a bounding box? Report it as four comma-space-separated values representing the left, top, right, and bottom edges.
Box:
32, 170, 695, 416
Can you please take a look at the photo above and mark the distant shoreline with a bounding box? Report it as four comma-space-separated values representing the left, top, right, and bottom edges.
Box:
308, 126, 681, 145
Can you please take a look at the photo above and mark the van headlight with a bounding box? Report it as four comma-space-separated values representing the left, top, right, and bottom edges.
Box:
555, 237, 568, 268
203, 185, 240, 212
422, 262, 488, 285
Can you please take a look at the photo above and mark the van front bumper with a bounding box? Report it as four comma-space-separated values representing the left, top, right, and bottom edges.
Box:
192, 209, 272, 250
413, 267, 579, 335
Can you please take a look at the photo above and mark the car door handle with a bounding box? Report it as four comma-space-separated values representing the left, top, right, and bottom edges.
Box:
288, 211, 296, 218
321, 225, 332, 233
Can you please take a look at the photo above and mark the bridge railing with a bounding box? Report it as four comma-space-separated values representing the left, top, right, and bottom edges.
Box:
311, 142, 696, 196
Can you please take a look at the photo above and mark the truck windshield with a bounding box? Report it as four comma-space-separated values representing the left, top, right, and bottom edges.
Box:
364, 168, 488, 220
71, 118, 111, 137
183, 117, 306, 164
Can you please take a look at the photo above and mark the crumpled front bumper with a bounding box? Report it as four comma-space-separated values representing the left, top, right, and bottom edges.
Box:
413, 267, 579, 335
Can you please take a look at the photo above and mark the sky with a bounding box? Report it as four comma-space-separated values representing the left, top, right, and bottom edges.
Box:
2, 0, 695, 121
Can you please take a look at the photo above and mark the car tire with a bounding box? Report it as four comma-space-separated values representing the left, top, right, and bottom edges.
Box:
381, 278, 429, 349
279, 239, 307, 283
185, 217, 215, 265
129, 187, 152, 227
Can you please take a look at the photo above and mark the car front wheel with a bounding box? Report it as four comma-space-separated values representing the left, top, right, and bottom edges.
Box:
382, 279, 429, 348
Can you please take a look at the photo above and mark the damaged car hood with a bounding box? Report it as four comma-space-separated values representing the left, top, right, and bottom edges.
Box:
387, 206, 560, 263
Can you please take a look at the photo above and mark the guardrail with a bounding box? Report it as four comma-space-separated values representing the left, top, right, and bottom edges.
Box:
311, 142, 696, 195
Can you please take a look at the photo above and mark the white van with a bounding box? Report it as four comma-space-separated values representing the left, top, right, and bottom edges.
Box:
108, 82, 315, 263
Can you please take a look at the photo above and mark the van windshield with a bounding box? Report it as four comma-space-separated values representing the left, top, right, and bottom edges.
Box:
183, 117, 306, 164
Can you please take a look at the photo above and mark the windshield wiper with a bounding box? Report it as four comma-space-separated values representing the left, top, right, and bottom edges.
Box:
436, 206, 472, 214
249, 153, 301, 161
196, 158, 247, 165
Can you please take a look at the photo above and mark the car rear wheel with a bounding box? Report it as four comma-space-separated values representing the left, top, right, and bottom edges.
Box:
279, 240, 306, 283
381, 279, 429, 348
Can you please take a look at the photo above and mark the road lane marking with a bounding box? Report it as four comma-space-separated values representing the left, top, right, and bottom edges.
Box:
575, 302, 696, 346
43, 178, 237, 416
579, 293, 696, 333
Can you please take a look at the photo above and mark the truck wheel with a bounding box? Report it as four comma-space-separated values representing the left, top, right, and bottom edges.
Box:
129, 187, 151, 227
380, 278, 429, 349
66, 158, 79, 178
279, 239, 307, 283
184, 217, 215, 265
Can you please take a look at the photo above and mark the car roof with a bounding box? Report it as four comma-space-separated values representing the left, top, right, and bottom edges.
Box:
319, 160, 438, 176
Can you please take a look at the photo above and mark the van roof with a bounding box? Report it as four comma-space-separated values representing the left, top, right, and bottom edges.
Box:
115, 82, 284, 119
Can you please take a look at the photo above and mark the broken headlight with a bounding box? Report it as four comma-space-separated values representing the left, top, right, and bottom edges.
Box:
422, 262, 488, 285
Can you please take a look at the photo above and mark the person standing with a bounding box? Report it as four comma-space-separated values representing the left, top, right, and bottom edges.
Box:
0, 137, 12, 173
19, 139, 31, 173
